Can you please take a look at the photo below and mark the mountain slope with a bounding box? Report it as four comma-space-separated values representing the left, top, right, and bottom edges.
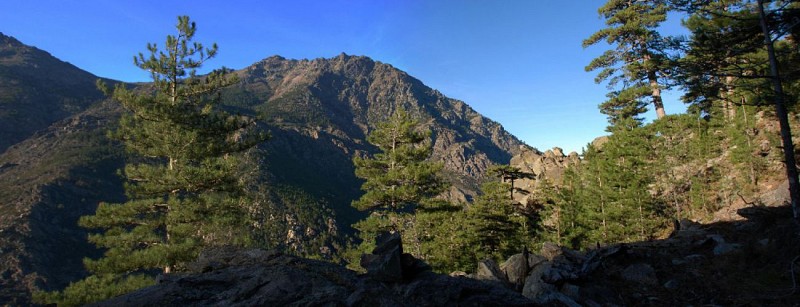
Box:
0, 35, 528, 304
0, 101, 124, 305
236, 54, 524, 221
0, 32, 106, 153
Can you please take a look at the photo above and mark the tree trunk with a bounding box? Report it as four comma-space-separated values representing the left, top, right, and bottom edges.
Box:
758, 0, 800, 220
648, 70, 666, 119
598, 175, 608, 242
724, 76, 737, 120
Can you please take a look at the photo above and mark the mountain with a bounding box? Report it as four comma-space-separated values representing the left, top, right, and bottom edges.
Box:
234, 54, 525, 226
0, 101, 124, 305
0, 35, 527, 304
0, 32, 107, 153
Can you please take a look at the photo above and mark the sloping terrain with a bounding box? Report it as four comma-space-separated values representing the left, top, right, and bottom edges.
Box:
236, 54, 525, 219
0, 33, 107, 153
0, 101, 124, 304
516, 204, 800, 305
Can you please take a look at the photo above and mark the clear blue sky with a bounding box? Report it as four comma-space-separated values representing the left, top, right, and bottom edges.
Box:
0, 0, 687, 153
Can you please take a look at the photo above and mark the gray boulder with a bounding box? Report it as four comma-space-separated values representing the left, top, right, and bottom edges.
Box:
361, 232, 404, 282
501, 253, 529, 287
521, 260, 552, 299
476, 259, 507, 283
621, 263, 658, 286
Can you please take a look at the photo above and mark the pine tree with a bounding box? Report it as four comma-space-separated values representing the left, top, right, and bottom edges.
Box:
532, 178, 565, 245
584, 0, 678, 124
561, 119, 668, 248
403, 200, 472, 273
672, 0, 800, 218
37, 16, 266, 306
348, 107, 448, 266
675, 0, 765, 118
351, 108, 447, 223
463, 180, 531, 264
488, 164, 535, 201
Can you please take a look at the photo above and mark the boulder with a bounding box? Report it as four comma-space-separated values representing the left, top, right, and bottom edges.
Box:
534, 290, 581, 307
527, 254, 547, 268
713, 242, 741, 256
476, 259, 507, 283
521, 261, 580, 306
541, 242, 563, 261
521, 260, 552, 299
501, 253, 530, 287
361, 232, 403, 282
591, 136, 609, 151
401, 253, 432, 280
542, 265, 579, 284
621, 263, 658, 286
560, 283, 581, 300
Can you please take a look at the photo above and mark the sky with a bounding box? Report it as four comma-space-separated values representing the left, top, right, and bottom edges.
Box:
0, 0, 689, 153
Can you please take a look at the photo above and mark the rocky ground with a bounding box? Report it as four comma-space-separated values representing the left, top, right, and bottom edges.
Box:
97, 204, 800, 306
96, 233, 532, 306
482, 205, 800, 306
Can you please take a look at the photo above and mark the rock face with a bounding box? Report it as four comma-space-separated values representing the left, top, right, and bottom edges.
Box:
360, 232, 432, 282
242, 54, 526, 214
97, 246, 533, 307
508, 146, 580, 204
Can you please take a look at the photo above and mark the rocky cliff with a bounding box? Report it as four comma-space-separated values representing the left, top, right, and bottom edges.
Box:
238, 54, 525, 210
508, 146, 581, 204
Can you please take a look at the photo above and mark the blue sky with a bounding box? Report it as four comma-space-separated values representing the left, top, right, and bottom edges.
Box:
0, 0, 688, 153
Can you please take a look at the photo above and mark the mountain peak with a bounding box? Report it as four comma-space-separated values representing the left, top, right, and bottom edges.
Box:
0, 32, 23, 47
0, 33, 102, 153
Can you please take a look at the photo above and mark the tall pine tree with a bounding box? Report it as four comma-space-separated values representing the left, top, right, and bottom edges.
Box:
463, 180, 531, 263
584, 0, 677, 125
351, 108, 447, 217
349, 108, 448, 265
37, 16, 267, 306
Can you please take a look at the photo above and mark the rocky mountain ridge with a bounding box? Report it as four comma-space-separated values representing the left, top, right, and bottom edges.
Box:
0, 32, 108, 153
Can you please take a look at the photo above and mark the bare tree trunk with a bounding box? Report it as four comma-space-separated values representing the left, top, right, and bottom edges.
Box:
598, 175, 608, 242
758, 0, 800, 220
648, 70, 666, 119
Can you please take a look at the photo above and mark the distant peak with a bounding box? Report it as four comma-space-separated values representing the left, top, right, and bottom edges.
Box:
333, 52, 372, 62
265, 55, 286, 61
0, 32, 23, 47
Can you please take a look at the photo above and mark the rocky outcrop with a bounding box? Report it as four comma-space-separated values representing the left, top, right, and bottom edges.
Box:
487, 205, 800, 305
508, 146, 580, 204
98, 237, 533, 307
